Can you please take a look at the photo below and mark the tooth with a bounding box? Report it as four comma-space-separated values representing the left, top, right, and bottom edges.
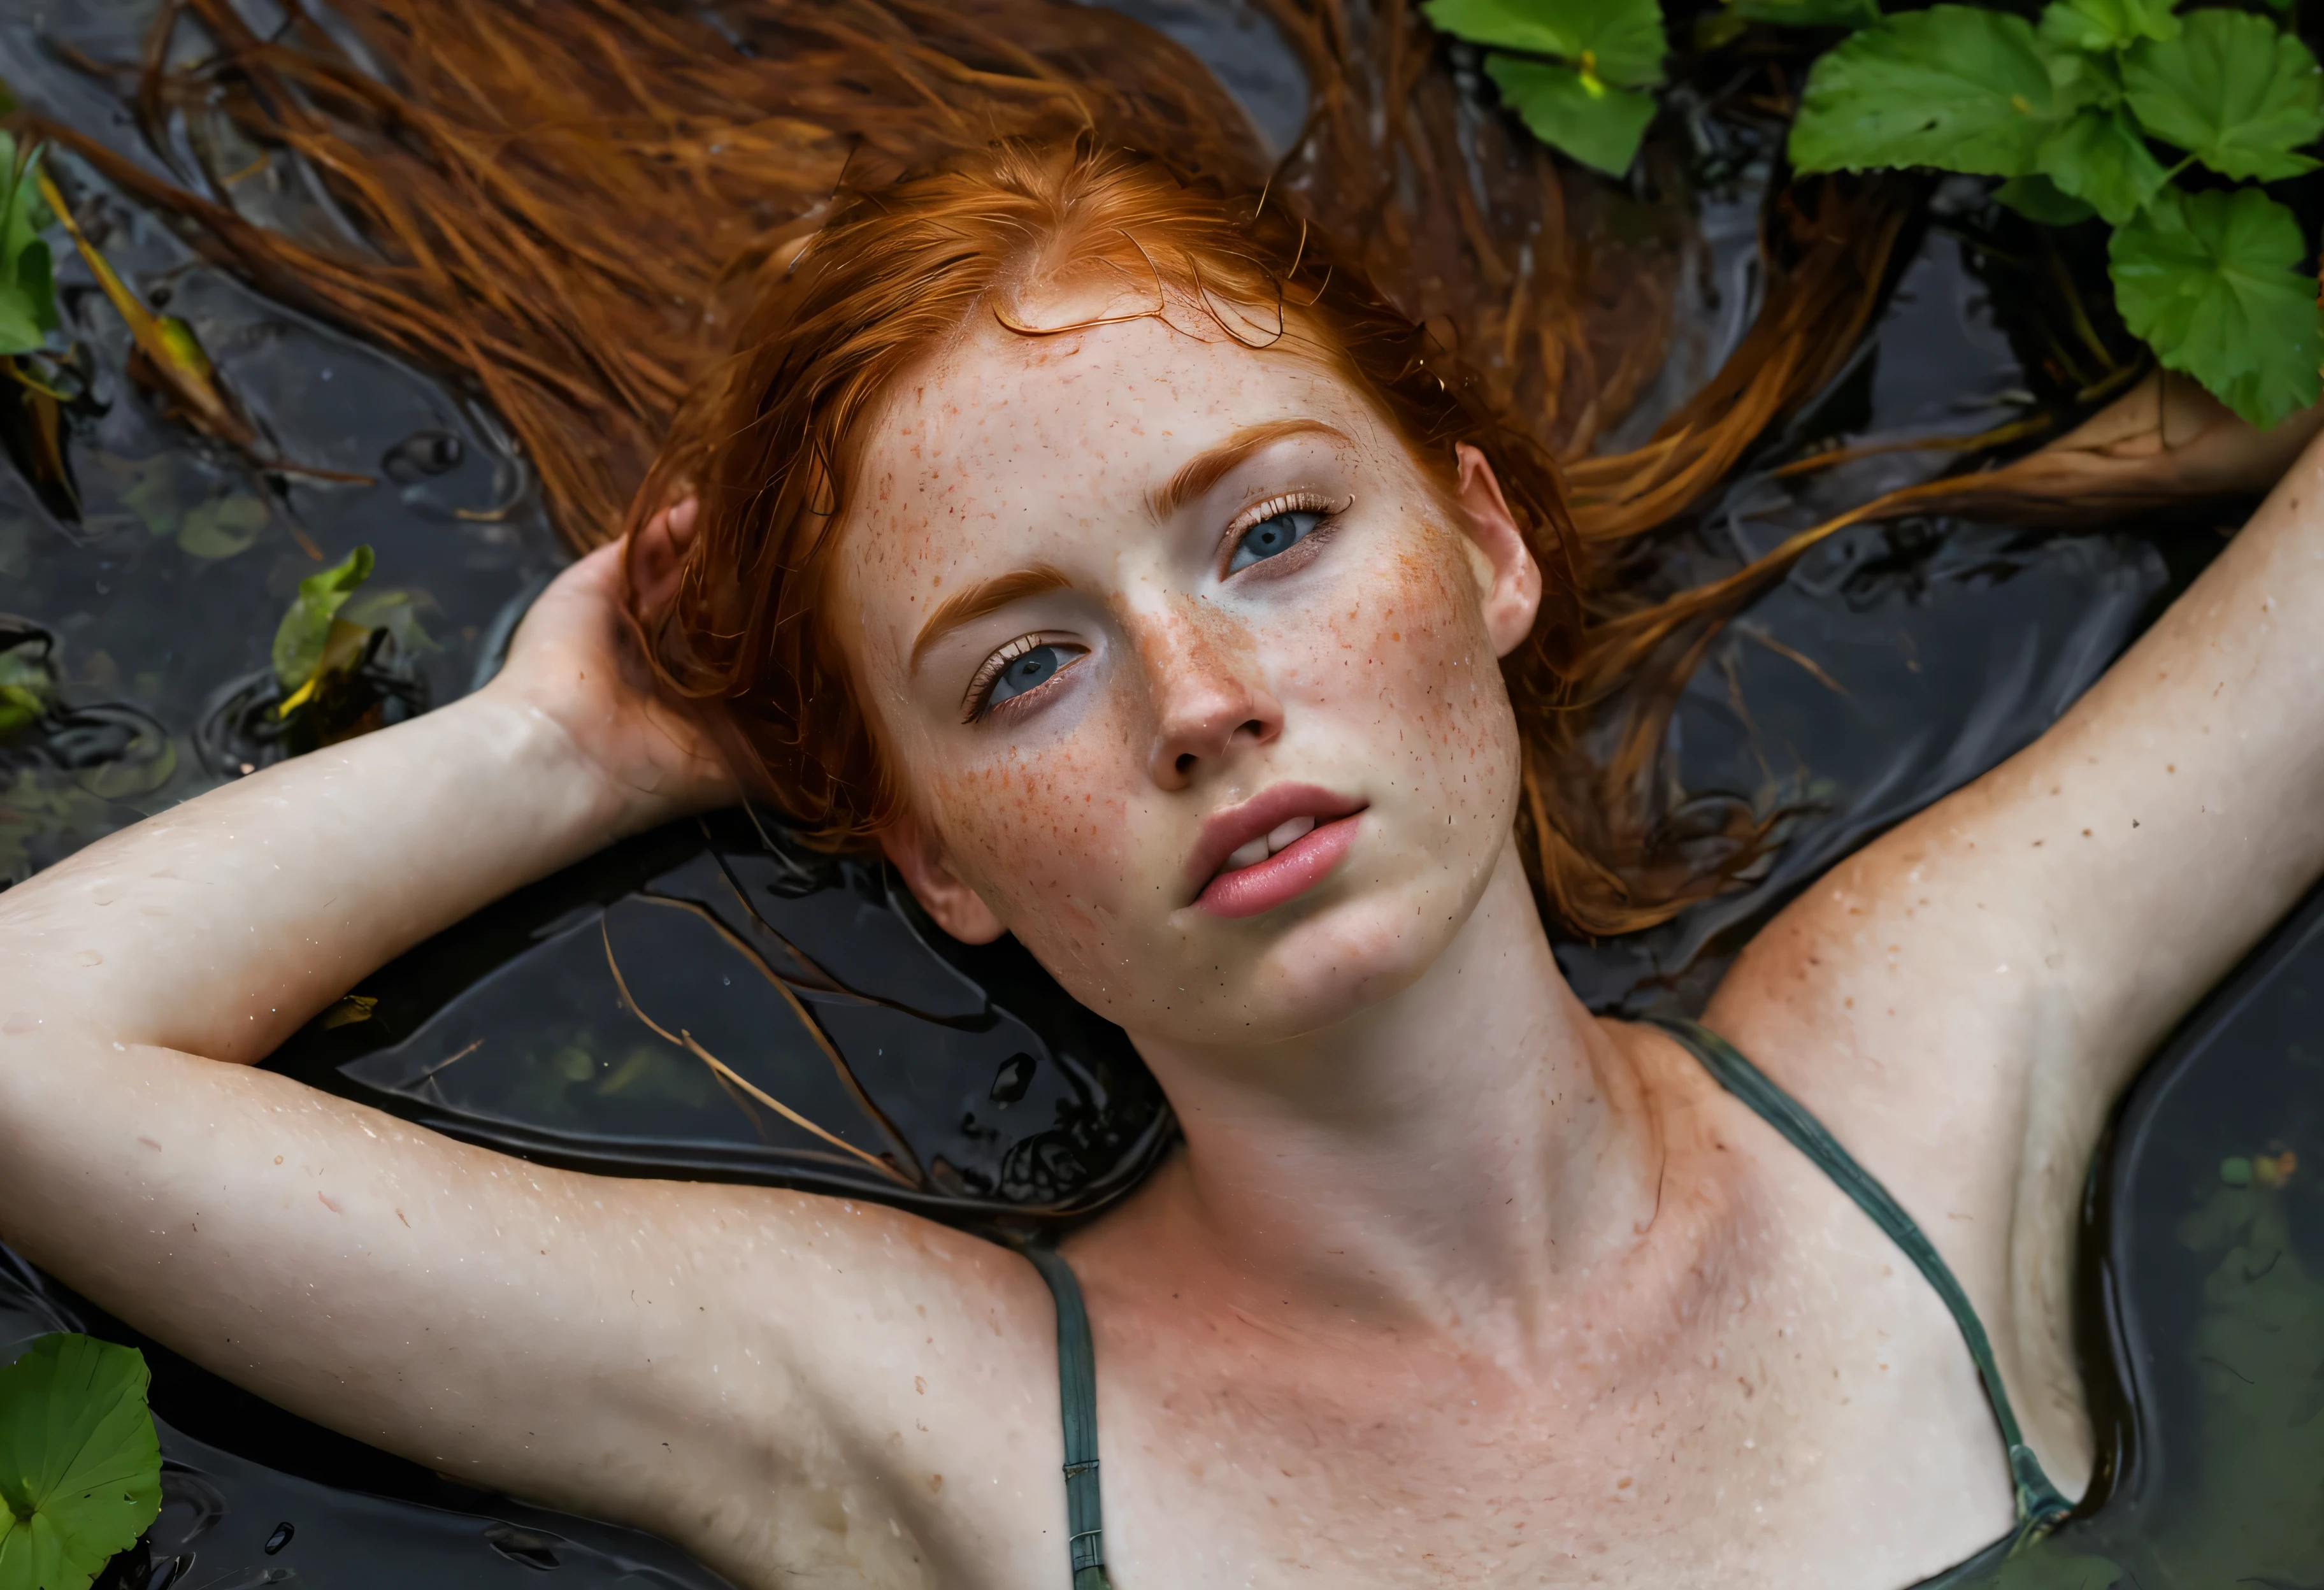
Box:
1226, 836, 1271, 871
1266, 815, 1316, 853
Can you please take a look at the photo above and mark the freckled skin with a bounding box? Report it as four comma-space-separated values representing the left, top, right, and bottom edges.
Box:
839, 313, 1517, 1044
4, 295, 2324, 1590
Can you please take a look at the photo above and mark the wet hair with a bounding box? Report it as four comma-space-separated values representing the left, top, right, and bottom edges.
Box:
31, 0, 1908, 935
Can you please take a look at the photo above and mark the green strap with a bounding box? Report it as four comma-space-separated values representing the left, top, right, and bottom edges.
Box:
1648, 1017, 2073, 1536
1021, 1244, 1114, 1590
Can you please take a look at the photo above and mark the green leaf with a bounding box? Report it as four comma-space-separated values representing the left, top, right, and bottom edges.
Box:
1485, 54, 1660, 173
1790, 7, 2085, 177
1423, 0, 1667, 85
1729, 0, 1881, 30
2110, 186, 2321, 429
2036, 106, 2167, 225
176, 494, 268, 561
271, 543, 375, 692
0, 1335, 163, 1590
2123, 10, 2324, 182
1995, 173, 2098, 224
2036, 0, 2177, 54
0, 134, 57, 360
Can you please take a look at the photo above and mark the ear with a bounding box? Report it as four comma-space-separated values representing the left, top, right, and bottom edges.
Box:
1451, 443, 1542, 658
878, 808, 1007, 945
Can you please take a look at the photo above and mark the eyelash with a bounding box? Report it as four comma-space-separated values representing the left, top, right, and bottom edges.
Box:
959, 490, 1344, 723
962, 631, 1081, 722
1218, 491, 1343, 578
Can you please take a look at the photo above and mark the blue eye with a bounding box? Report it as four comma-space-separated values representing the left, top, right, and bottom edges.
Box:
1227, 509, 1323, 573
985, 643, 1071, 708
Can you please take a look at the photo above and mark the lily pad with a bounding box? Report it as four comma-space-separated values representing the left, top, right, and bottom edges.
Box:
0, 1334, 162, 1590
175, 494, 268, 561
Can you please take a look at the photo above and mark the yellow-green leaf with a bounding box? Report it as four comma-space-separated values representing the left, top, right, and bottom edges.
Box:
271, 543, 375, 693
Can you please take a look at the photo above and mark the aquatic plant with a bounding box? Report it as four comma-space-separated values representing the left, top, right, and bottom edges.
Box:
0, 1334, 161, 1590
1424, 0, 2324, 428
272, 544, 378, 713
0, 134, 57, 361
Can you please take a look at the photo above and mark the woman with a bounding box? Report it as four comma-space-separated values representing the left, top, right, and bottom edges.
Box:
4, 6, 2322, 1589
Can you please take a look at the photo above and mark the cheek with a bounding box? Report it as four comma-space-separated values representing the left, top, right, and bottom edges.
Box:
917, 735, 1140, 963
1295, 528, 1518, 802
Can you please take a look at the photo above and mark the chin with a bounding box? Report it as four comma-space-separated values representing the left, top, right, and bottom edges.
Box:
1148, 861, 1487, 1046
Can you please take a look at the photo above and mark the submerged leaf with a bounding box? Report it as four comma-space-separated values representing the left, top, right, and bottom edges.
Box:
2037, 106, 2168, 224
2109, 187, 2321, 429
2123, 10, 2324, 182
271, 543, 376, 693
1424, 0, 1667, 85
1485, 55, 1660, 173
1790, 7, 2084, 176
176, 494, 269, 561
0, 1334, 162, 1590
2037, 0, 2178, 53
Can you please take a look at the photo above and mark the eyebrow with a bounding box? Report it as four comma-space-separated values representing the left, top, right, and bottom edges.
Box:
1147, 419, 1352, 522
907, 420, 1352, 675
909, 562, 1074, 673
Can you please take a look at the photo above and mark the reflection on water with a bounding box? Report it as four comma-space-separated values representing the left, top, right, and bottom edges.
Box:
1, 0, 2319, 1586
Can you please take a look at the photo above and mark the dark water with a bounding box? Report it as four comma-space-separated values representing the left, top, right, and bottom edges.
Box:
1, 2, 2318, 1587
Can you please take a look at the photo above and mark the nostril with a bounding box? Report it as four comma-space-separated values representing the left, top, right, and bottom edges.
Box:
1238, 719, 1265, 740
1175, 752, 1197, 777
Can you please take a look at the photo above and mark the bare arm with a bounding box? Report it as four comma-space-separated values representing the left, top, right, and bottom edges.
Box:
1706, 409, 2324, 1490
0, 531, 1054, 1577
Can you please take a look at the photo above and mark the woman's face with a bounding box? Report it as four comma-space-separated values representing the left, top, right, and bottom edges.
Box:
836, 300, 1542, 1048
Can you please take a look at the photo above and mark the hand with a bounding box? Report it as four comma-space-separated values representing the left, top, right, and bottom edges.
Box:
479, 499, 740, 831
1951, 373, 2324, 519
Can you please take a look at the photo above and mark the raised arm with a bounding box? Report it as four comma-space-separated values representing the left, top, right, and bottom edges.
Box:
1703, 401, 2324, 1493
0, 523, 1042, 1570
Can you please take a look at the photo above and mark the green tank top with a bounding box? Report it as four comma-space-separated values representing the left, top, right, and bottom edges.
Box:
1021, 1017, 2074, 1588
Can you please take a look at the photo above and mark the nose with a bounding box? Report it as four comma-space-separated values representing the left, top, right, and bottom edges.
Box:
1138, 605, 1282, 791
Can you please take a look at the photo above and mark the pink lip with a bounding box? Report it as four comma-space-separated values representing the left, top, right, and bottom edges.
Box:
1186, 782, 1367, 919
1196, 813, 1363, 918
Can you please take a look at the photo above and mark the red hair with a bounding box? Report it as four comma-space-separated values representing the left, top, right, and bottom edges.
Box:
30, 0, 1913, 934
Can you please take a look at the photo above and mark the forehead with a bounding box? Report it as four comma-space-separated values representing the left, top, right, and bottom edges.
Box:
838, 310, 1385, 603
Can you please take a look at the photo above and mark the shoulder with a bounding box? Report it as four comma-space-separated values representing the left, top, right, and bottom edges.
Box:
584, 1179, 1067, 1587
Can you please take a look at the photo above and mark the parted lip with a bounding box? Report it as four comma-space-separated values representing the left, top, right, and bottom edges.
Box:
1184, 782, 1368, 899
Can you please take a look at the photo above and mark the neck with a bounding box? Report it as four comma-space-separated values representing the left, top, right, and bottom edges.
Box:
1124, 847, 1667, 1334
